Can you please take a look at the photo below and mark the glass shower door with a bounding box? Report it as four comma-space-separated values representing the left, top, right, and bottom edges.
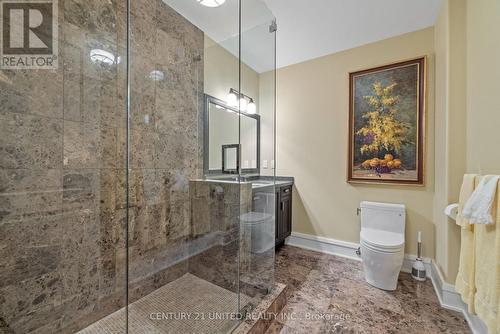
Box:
239, 0, 277, 315
0, 0, 275, 332
126, 0, 243, 333
0, 0, 128, 333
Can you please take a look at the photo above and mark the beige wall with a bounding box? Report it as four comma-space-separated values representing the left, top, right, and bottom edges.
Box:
204, 35, 276, 175
275, 28, 436, 257
204, 35, 260, 106
447, 0, 467, 282
433, 0, 499, 284
433, 0, 467, 283
433, 0, 450, 279
466, 0, 500, 175
259, 71, 276, 176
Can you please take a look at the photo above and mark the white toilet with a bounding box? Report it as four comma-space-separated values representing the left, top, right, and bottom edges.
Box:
241, 212, 274, 253
359, 201, 406, 291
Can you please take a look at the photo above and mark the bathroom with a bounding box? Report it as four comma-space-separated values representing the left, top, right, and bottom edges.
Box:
0, 0, 499, 333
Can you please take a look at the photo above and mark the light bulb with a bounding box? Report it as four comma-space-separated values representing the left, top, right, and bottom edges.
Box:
226, 91, 237, 107
149, 70, 165, 81
239, 97, 248, 111
197, 0, 226, 7
90, 49, 119, 65
247, 100, 256, 114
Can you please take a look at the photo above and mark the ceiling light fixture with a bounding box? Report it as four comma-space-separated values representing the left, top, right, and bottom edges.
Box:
196, 0, 226, 8
149, 70, 165, 81
90, 49, 120, 65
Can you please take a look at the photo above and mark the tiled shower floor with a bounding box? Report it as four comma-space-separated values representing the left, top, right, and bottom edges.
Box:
78, 273, 250, 334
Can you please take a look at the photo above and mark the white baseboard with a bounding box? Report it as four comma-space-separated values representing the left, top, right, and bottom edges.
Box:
286, 232, 361, 261
286, 232, 433, 268
285, 231, 487, 334
430, 261, 463, 312
430, 261, 488, 334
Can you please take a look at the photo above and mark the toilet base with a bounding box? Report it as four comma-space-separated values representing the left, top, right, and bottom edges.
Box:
360, 242, 404, 291
364, 274, 399, 291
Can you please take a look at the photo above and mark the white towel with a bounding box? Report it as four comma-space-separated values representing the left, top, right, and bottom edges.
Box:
462, 175, 500, 224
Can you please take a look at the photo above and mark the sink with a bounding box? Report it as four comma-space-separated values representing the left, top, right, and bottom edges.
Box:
252, 183, 270, 188
251, 181, 273, 188
202, 178, 274, 188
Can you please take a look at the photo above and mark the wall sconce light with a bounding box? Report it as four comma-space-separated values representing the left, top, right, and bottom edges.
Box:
239, 97, 248, 111
247, 98, 256, 114
226, 88, 257, 114
226, 88, 238, 107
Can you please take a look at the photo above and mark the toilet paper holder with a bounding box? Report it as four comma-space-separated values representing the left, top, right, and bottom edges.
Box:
444, 203, 459, 220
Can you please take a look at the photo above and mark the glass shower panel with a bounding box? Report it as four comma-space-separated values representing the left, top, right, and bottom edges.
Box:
0, 0, 127, 333
239, 0, 277, 313
127, 0, 242, 333
0, 0, 276, 332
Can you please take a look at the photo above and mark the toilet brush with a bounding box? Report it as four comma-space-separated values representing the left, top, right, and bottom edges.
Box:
411, 231, 426, 281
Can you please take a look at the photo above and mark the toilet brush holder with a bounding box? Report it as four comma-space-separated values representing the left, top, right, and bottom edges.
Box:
411, 258, 426, 281
412, 232, 426, 281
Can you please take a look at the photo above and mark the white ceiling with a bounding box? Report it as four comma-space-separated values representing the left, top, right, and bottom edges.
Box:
267, 0, 442, 70
164, 0, 275, 73
164, 0, 443, 73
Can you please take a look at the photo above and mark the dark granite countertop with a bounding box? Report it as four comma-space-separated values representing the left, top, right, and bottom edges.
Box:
200, 176, 294, 189
246, 176, 294, 189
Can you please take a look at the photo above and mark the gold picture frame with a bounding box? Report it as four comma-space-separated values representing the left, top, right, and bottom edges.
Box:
348, 57, 426, 185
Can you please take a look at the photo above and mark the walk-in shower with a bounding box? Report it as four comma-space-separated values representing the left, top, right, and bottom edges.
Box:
0, 0, 276, 333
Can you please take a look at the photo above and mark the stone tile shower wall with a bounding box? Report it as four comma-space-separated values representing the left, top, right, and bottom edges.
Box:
188, 181, 252, 293
0, 0, 204, 333
126, 0, 204, 303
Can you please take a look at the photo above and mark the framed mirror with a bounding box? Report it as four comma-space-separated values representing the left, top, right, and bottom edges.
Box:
204, 94, 260, 175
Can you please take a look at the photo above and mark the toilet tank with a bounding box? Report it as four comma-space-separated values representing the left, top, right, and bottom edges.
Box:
360, 201, 406, 234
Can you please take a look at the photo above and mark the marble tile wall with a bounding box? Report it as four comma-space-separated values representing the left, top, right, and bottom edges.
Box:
188, 181, 252, 293
0, 0, 205, 333
126, 0, 205, 303
187, 180, 277, 317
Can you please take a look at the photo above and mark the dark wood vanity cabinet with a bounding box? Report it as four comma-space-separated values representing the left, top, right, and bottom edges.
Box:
275, 185, 292, 246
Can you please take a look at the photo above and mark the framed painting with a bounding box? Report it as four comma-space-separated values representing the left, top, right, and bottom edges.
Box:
348, 57, 426, 185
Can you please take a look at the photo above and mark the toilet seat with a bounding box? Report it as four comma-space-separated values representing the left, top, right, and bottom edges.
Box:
240, 212, 274, 253
360, 228, 404, 252
240, 212, 273, 225
360, 228, 405, 290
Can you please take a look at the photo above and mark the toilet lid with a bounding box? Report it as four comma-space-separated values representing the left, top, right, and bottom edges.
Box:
360, 228, 404, 250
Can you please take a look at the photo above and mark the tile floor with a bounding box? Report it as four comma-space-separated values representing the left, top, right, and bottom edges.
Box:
267, 245, 471, 334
